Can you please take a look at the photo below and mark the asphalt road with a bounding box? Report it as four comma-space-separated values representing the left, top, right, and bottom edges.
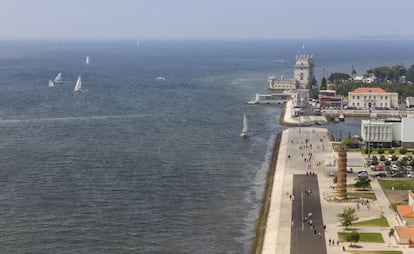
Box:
290, 174, 327, 254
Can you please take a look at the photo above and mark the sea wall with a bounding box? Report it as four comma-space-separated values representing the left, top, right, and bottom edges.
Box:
280, 100, 328, 126
250, 132, 282, 254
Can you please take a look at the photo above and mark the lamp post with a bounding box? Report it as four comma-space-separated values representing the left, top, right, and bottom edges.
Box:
368, 103, 372, 159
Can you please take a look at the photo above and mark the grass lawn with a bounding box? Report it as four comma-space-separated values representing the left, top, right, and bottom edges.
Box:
378, 179, 414, 190
349, 251, 402, 254
347, 192, 377, 201
351, 216, 389, 227
338, 232, 384, 243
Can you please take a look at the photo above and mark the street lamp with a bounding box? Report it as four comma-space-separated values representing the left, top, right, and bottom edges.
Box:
368, 103, 372, 159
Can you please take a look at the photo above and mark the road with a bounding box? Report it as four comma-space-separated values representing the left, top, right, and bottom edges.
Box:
290, 174, 327, 254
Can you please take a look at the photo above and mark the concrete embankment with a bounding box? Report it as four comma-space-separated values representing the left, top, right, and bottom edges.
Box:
250, 132, 282, 254
280, 100, 328, 127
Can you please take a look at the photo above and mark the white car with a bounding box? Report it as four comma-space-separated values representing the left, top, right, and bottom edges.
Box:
358, 171, 368, 177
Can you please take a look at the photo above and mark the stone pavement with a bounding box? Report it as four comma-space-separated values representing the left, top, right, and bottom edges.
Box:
261, 126, 414, 254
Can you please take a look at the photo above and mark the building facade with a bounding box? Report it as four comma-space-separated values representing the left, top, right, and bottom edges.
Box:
293, 55, 314, 89
268, 75, 296, 91
348, 87, 398, 109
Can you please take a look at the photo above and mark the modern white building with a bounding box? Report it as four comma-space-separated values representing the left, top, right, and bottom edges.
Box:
348, 87, 398, 109
402, 117, 414, 148
361, 119, 396, 148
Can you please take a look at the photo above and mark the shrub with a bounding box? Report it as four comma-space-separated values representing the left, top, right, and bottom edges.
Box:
388, 149, 395, 154
392, 155, 398, 161
378, 148, 385, 154
385, 160, 391, 166
400, 148, 408, 155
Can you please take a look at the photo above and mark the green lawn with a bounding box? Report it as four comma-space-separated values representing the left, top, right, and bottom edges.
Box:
351, 216, 389, 227
378, 179, 414, 190
349, 251, 402, 254
338, 232, 384, 243
347, 192, 377, 201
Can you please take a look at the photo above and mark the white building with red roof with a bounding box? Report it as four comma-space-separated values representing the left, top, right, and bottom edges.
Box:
348, 87, 398, 109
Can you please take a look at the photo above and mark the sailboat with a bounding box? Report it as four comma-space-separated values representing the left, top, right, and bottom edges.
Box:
240, 113, 250, 137
85, 56, 90, 65
74, 76, 82, 92
54, 72, 63, 83
48, 80, 55, 88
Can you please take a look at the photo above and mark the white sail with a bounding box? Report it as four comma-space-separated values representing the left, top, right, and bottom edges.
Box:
48, 80, 55, 88
240, 113, 250, 137
85, 56, 90, 64
74, 76, 82, 92
54, 72, 63, 83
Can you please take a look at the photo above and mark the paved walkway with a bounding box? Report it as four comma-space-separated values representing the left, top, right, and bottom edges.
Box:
261, 126, 414, 254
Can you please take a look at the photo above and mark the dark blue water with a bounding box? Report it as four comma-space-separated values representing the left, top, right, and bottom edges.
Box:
0, 40, 413, 253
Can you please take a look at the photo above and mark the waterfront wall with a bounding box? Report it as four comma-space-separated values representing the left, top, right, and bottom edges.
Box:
250, 132, 282, 254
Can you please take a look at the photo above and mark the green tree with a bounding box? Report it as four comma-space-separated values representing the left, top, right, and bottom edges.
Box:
337, 207, 359, 229
374, 66, 391, 83
328, 72, 351, 83
407, 64, 414, 83
346, 231, 360, 247
354, 176, 371, 190
320, 77, 327, 90
388, 228, 394, 245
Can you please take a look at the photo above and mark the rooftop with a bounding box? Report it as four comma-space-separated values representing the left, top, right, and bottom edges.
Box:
351, 87, 388, 94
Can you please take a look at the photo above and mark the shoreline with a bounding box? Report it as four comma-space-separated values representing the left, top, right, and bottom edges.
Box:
250, 132, 282, 254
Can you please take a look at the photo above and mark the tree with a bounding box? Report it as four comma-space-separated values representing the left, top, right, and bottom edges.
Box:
389, 228, 395, 245
373, 66, 391, 83
354, 176, 371, 190
346, 231, 360, 247
328, 72, 351, 83
337, 207, 359, 229
407, 64, 414, 83
320, 77, 327, 90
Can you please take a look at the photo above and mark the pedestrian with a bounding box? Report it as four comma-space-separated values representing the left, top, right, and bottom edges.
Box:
342, 246, 345, 251
314, 229, 317, 235
289, 195, 292, 200
329, 238, 331, 246
337, 240, 339, 246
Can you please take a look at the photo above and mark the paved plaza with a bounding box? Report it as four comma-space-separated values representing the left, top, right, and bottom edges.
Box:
261, 126, 414, 254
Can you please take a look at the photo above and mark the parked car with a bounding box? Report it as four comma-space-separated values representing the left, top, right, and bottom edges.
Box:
374, 173, 387, 178
358, 170, 368, 177
391, 172, 404, 178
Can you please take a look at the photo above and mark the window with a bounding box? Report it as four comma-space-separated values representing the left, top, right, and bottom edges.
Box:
364, 96, 367, 99
380, 96, 383, 100
385, 96, 388, 100
353, 96, 355, 100
357, 96, 360, 100
357, 102, 360, 106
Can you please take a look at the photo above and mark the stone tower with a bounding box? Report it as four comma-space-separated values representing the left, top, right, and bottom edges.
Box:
294, 55, 315, 89
336, 143, 347, 200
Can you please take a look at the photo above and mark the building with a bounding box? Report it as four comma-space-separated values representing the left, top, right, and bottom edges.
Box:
318, 90, 343, 108
395, 191, 414, 244
268, 75, 296, 91
361, 119, 401, 148
406, 97, 414, 108
293, 55, 314, 89
348, 87, 398, 109
402, 118, 414, 148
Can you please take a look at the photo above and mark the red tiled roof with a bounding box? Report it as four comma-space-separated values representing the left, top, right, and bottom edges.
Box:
397, 205, 414, 217
396, 227, 414, 238
351, 87, 388, 94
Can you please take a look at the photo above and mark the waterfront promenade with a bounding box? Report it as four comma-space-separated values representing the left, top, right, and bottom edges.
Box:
259, 126, 414, 253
